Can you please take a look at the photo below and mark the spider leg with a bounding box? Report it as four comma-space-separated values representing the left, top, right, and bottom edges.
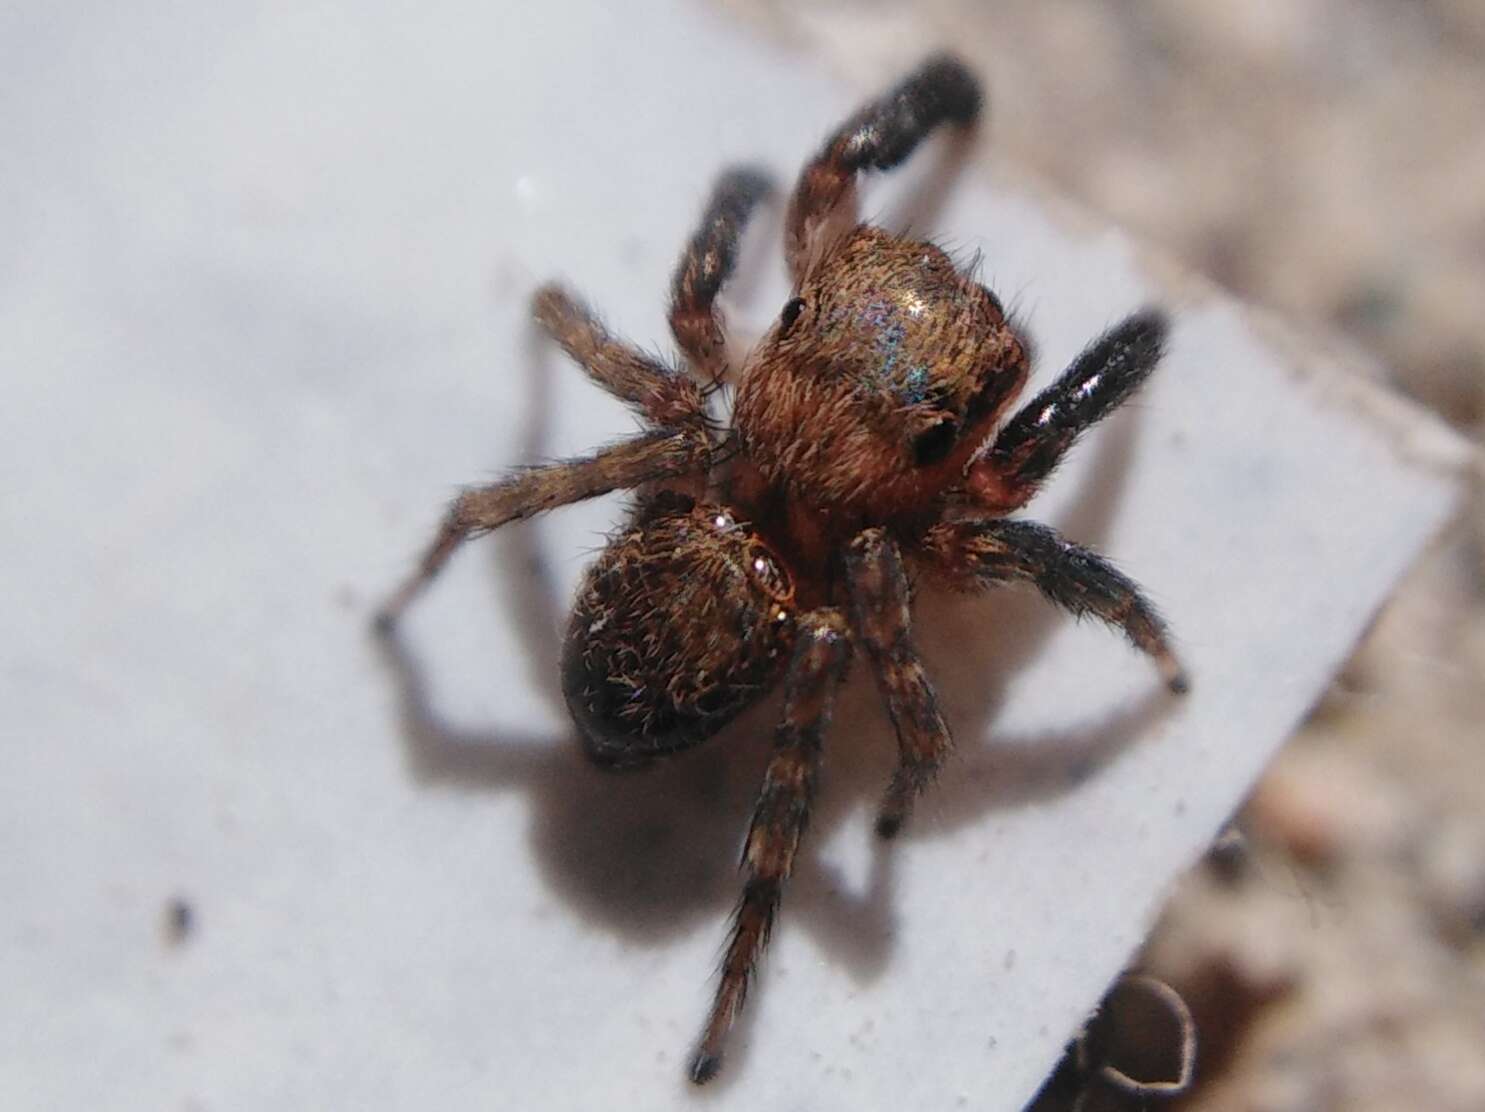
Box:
967, 310, 1167, 513
532, 285, 706, 427
924, 518, 1189, 693
845, 528, 953, 839
690, 609, 851, 1085
669, 166, 774, 384
376, 428, 708, 627
785, 53, 980, 280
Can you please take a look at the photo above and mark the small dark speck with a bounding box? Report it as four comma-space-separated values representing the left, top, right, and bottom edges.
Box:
163, 897, 194, 948
1206, 826, 1251, 885
1003, 949, 1016, 970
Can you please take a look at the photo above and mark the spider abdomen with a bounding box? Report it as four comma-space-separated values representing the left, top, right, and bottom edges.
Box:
562, 499, 798, 769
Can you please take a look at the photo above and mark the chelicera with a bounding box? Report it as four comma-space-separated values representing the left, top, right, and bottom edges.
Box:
377, 54, 1188, 1084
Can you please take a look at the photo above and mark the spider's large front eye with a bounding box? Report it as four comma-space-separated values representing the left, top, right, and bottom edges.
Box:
778, 297, 806, 336
911, 419, 958, 466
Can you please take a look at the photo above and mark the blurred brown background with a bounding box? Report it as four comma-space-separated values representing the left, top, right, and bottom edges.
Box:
723, 2, 1485, 1107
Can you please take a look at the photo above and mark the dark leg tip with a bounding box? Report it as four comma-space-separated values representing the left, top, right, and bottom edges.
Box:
875, 812, 903, 840
1156, 651, 1189, 696
688, 1050, 723, 1085
371, 609, 397, 636
717, 164, 776, 205
1120, 306, 1170, 348
915, 53, 983, 124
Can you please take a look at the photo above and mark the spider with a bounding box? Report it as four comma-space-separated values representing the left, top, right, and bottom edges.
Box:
376, 54, 1188, 1084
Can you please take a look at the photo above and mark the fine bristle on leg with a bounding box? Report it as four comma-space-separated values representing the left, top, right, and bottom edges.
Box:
844, 528, 954, 839
532, 284, 707, 427
924, 518, 1190, 693
785, 53, 982, 279
669, 166, 774, 384
375, 428, 708, 628
689, 610, 851, 1084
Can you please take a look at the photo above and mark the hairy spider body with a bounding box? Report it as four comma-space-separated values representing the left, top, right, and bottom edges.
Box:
734, 227, 1029, 521
562, 497, 798, 768
378, 54, 1188, 1085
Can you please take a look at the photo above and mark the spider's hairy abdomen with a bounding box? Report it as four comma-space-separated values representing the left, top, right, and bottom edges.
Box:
561, 498, 798, 769
733, 226, 1029, 527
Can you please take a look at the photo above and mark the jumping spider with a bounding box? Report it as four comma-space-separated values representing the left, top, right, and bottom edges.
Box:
377, 54, 1188, 1084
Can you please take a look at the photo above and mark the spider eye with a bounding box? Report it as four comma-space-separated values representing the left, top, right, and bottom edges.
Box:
911, 419, 958, 466
778, 297, 806, 336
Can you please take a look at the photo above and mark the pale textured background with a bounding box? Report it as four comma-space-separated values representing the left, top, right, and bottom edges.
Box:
719, 1, 1485, 1108
1, 2, 1477, 1109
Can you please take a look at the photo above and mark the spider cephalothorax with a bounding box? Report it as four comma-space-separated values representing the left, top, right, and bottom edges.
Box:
736, 226, 1029, 519
378, 54, 1187, 1085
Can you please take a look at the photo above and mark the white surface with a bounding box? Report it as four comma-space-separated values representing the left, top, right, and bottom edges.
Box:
0, 2, 1469, 1110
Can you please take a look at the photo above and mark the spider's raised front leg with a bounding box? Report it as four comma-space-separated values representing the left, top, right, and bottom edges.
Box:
845, 528, 953, 839
690, 609, 851, 1085
375, 427, 708, 627
786, 53, 981, 280
669, 166, 773, 384
967, 310, 1167, 514
924, 518, 1189, 693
